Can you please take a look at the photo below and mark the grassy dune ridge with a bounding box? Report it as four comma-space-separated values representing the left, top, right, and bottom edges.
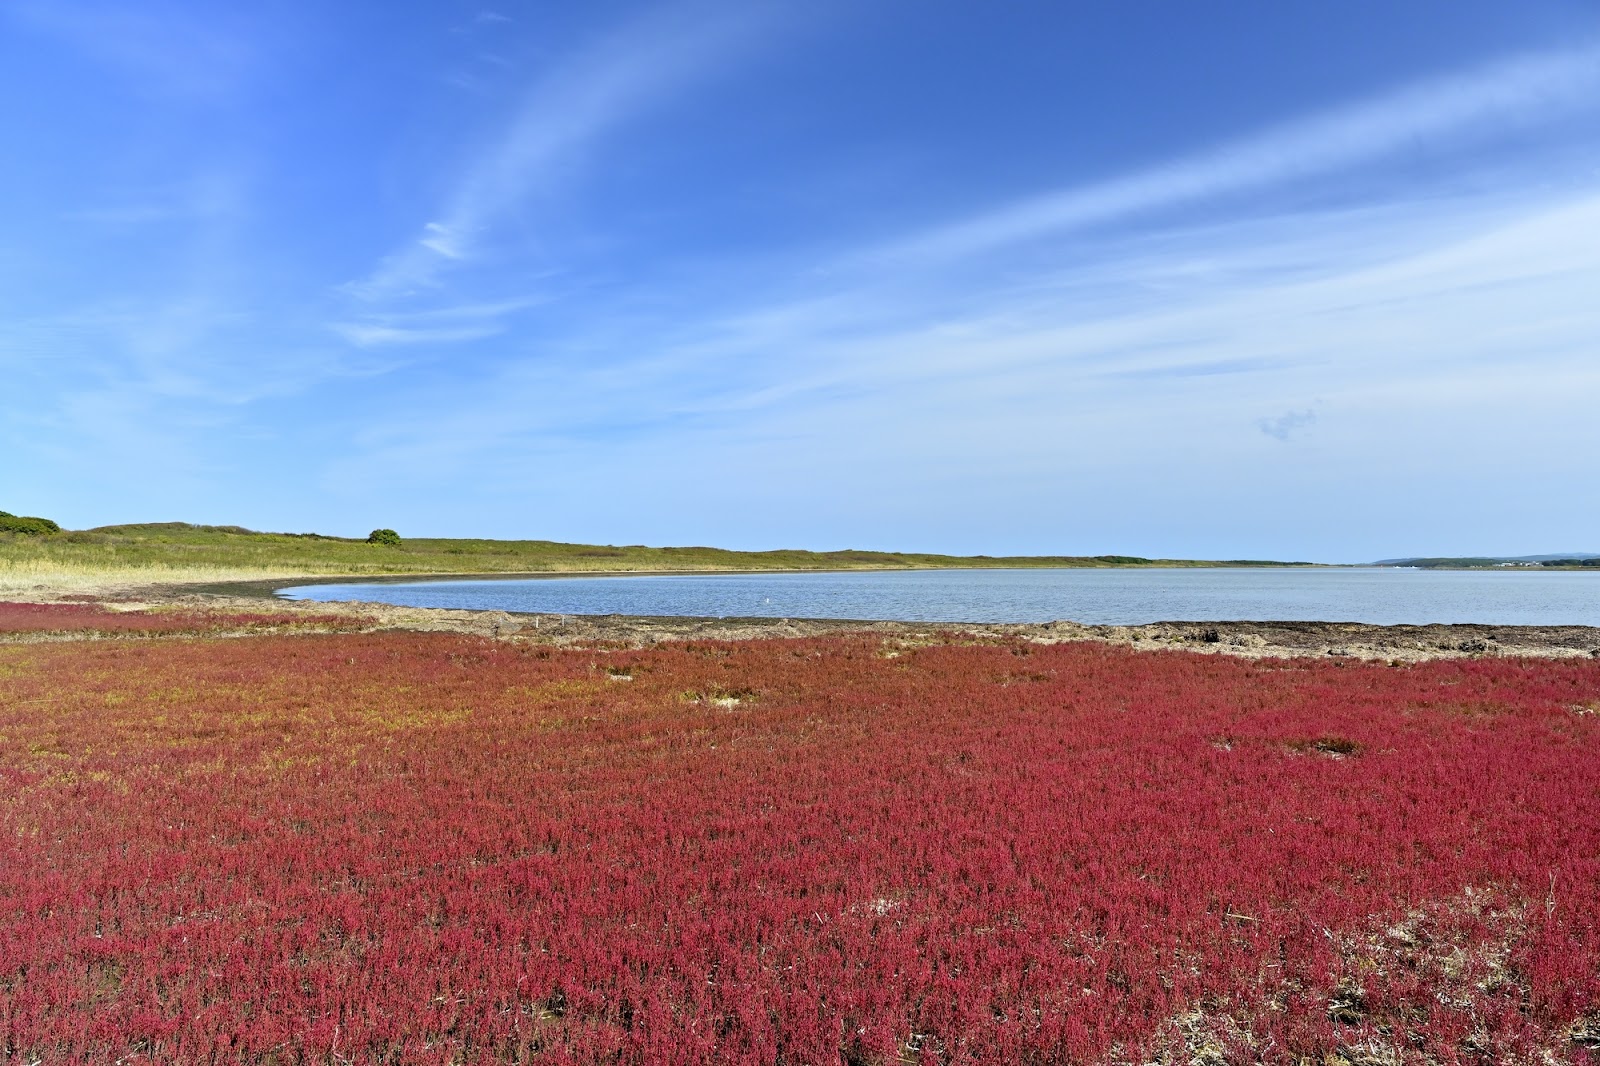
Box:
0, 521, 1310, 592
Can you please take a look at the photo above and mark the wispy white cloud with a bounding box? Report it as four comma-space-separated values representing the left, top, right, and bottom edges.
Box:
21, 11, 1595, 554
873, 39, 1600, 265
383, 296, 548, 323
329, 295, 547, 347
412, 35, 1600, 419
349, 3, 791, 302
0, 298, 379, 406
453, 10, 513, 34
417, 222, 468, 260
1259, 409, 1317, 441
319, 186, 1600, 550
330, 322, 505, 348
318, 35, 1600, 489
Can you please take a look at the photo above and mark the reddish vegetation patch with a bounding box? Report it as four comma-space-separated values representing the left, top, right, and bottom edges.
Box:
1, 633, 1598, 1064
0, 601, 365, 636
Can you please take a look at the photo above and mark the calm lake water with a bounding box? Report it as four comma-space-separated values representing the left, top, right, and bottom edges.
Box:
276, 567, 1600, 627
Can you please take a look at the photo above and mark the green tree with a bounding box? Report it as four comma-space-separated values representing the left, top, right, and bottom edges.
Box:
367, 528, 401, 546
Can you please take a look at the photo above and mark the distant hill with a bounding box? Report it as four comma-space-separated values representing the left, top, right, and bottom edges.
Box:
1375, 553, 1600, 568
1, 520, 1318, 588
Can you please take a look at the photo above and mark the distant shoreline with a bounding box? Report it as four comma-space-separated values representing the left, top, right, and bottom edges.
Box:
5, 521, 1596, 602
264, 561, 1338, 592
3, 586, 1595, 664
0, 521, 1320, 597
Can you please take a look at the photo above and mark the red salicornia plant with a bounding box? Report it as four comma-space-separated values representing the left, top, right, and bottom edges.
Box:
1, 607, 1597, 1063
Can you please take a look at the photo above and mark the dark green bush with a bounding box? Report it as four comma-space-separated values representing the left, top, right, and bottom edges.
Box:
0, 514, 62, 535
367, 528, 401, 546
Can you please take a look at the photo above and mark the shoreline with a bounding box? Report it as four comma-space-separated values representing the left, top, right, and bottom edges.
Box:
3, 573, 1596, 662
0, 562, 1334, 601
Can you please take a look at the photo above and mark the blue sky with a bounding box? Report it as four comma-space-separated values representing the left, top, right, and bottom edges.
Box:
4, 1, 1599, 562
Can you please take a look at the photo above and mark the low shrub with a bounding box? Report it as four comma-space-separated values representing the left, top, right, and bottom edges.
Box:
0, 512, 61, 535
367, 528, 401, 546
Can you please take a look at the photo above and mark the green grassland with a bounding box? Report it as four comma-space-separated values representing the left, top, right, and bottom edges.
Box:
0, 521, 1310, 591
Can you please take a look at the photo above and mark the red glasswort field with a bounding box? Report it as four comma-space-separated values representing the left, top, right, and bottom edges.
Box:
0, 601, 367, 637
2, 603, 1598, 1063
